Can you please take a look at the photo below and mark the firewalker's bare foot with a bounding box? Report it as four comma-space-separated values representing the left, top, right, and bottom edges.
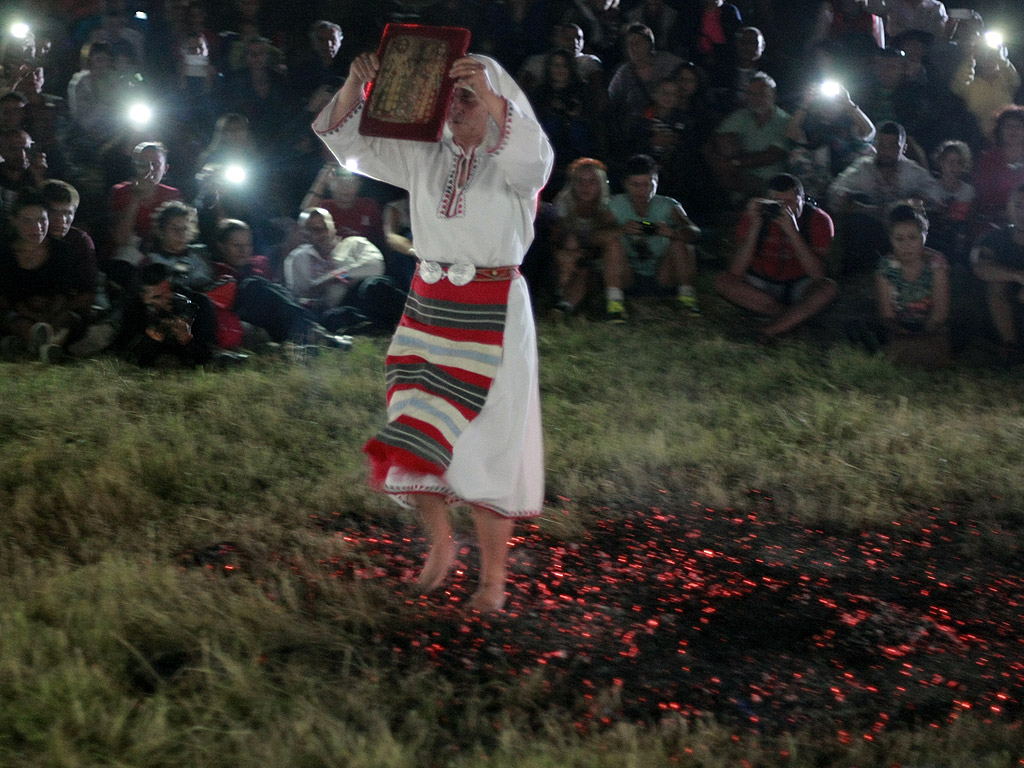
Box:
466, 582, 507, 612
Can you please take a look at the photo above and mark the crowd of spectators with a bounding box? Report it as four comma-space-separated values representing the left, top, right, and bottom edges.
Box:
0, 0, 1022, 369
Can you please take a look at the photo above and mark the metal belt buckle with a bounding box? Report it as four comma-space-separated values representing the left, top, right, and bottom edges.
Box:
447, 263, 476, 286
420, 261, 443, 284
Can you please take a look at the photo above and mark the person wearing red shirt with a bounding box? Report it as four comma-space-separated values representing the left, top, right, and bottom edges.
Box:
715, 173, 837, 338
107, 142, 182, 260
301, 163, 385, 251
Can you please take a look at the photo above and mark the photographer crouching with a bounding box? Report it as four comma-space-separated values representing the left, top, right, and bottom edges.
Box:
715, 173, 837, 339
114, 261, 217, 367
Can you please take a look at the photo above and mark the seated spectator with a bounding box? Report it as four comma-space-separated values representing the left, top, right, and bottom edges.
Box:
927, 140, 975, 267
211, 218, 327, 346
66, 42, 123, 159
606, 153, 702, 321
290, 21, 347, 117
972, 106, 1024, 230
715, 173, 837, 338
971, 184, 1024, 362
41, 180, 114, 358
821, 0, 886, 51
626, 0, 681, 58
220, 36, 292, 154
114, 261, 216, 367
871, 203, 951, 368
301, 164, 385, 251
193, 161, 282, 256
82, 5, 147, 64
220, 0, 285, 74
950, 33, 1020, 141
143, 200, 247, 351
551, 158, 627, 316
890, 29, 934, 87
173, 31, 220, 141
198, 113, 259, 170
708, 72, 790, 199
715, 26, 766, 111
621, 72, 713, 217
533, 49, 603, 194
285, 208, 387, 329
0, 189, 90, 362
142, 201, 216, 293
827, 121, 943, 270
679, 0, 743, 76
608, 23, 683, 120
41, 180, 97, 307
885, 0, 948, 40
12, 65, 70, 179
108, 142, 183, 263
0, 128, 47, 217
786, 79, 875, 201
518, 23, 604, 95
856, 47, 930, 162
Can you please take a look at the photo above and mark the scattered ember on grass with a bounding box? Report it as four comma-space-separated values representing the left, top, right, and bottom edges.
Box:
303, 496, 1024, 736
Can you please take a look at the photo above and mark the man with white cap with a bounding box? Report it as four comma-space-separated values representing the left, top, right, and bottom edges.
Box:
313, 49, 553, 611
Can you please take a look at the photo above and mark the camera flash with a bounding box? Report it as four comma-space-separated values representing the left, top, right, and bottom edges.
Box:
344, 158, 359, 173
128, 102, 152, 125
224, 165, 247, 184
820, 80, 842, 98
10, 22, 30, 39
985, 30, 1004, 49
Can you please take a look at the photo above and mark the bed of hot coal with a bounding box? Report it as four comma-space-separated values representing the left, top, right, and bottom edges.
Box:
203, 493, 1024, 740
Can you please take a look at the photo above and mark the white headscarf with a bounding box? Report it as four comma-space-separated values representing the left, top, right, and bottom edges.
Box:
444, 54, 539, 146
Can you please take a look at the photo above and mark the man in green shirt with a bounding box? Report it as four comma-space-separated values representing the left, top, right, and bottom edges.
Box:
606, 154, 701, 321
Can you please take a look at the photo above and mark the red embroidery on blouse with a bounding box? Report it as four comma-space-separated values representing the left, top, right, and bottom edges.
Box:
437, 146, 477, 219
314, 98, 363, 136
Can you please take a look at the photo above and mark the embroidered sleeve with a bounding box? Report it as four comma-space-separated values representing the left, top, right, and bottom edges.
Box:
311, 96, 363, 136
311, 91, 415, 191
485, 98, 553, 199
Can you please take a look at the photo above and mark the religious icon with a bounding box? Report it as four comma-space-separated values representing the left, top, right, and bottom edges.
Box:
359, 24, 471, 142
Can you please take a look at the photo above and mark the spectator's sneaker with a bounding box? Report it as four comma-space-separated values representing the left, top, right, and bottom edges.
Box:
605, 300, 627, 324
39, 343, 65, 364
29, 322, 54, 351
677, 294, 701, 316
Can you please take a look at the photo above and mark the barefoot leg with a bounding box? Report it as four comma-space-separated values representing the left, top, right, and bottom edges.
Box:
412, 494, 454, 592
467, 509, 514, 611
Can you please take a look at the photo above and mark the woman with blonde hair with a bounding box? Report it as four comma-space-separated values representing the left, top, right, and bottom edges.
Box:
552, 157, 628, 316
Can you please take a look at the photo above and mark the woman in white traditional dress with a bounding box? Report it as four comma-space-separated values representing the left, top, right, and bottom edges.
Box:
313, 51, 553, 610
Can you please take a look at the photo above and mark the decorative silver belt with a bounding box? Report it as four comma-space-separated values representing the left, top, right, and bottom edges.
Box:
418, 261, 477, 286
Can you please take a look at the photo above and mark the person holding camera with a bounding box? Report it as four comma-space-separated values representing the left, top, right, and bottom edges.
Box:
606, 153, 701, 321
114, 261, 217, 368
715, 173, 837, 338
785, 79, 875, 201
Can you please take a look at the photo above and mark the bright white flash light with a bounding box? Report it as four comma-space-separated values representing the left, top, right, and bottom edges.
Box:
985, 30, 1004, 49
224, 165, 247, 184
11, 22, 30, 39
344, 158, 359, 173
820, 80, 842, 98
128, 102, 152, 125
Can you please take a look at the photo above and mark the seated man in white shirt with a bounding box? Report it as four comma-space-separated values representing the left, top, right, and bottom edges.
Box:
827, 120, 943, 271
285, 207, 393, 332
